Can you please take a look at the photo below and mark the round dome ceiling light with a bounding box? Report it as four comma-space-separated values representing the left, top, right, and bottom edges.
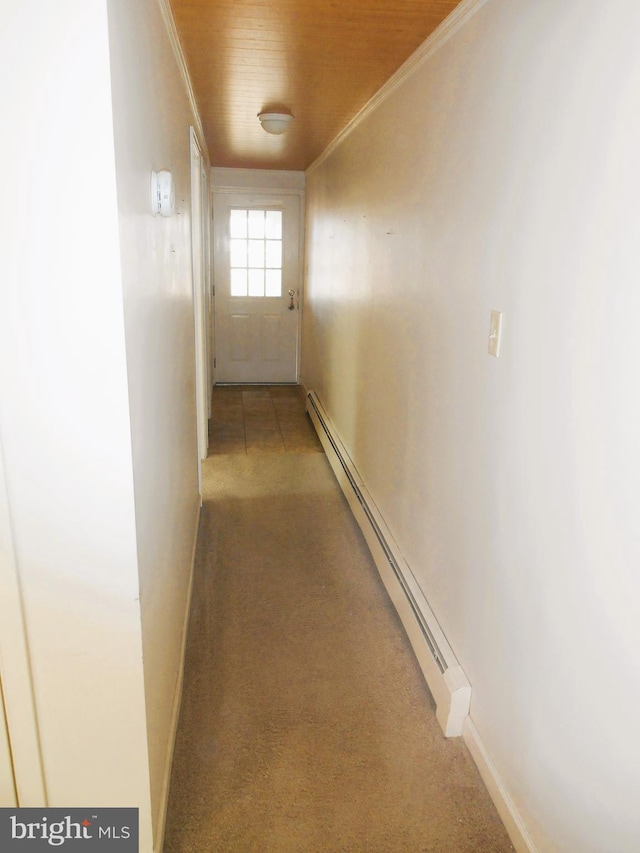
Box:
258, 111, 294, 135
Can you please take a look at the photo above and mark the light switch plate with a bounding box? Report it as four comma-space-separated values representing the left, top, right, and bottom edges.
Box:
488, 310, 503, 357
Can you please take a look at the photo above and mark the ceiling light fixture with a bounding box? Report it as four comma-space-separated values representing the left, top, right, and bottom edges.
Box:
258, 111, 294, 135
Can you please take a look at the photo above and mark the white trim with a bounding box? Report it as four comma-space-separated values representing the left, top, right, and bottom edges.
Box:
190, 127, 209, 471
295, 193, 305, 382
306, 0, 491, 175
306, 391, 470, 737
211, 168, 305, 192
153, 507, 201, 853
212, 186, 305, 199
304, 389, 535, 846
463, 717, 537, 852
156, 0, 209, 163
0, 433, 47, 806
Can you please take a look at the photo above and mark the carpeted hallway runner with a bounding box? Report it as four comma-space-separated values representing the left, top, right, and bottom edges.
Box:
164, 452, 513, 852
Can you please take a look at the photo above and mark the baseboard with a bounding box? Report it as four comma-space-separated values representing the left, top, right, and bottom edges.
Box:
306, 390, 470, 737
153, 506, 201, 852
463, 717, 537, 852
305, 390, 535, 847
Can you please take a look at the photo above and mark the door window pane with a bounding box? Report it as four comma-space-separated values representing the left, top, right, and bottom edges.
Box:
248, 239, 265, 268
230, 210, 247, 238
248, 269, 264, 297
230, 268, 248, 296
248, 209, 265, 238
265, 210, 282, 239
265, 240, 282, 268
265, 269, 281, 297
230, 239, 247, 267
229, 208, 282, 297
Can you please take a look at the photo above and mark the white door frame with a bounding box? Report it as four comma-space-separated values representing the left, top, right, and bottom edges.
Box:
201, 162, 213, 414
190, 128, 210, 464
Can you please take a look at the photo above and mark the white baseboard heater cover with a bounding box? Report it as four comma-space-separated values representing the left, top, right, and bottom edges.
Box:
307, 391, 471, 737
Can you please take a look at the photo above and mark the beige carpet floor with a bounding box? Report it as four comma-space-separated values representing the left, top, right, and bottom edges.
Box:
164, 447, 514, 852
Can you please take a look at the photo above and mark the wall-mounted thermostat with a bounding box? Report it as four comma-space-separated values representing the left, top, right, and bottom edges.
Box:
151, 169, 175, 217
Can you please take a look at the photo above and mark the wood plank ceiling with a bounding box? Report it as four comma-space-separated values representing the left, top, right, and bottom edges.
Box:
169, 0, 463, 171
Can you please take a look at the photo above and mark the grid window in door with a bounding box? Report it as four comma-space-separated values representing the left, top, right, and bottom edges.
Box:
230, 209, 283, 297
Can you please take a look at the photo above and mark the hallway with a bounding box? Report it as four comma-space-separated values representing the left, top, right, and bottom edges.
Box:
163, 386, 512, 852
208, 385, 324, 456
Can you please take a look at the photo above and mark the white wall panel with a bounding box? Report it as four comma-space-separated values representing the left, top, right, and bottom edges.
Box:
0, 1, 152, 846
0, 1, 207, 848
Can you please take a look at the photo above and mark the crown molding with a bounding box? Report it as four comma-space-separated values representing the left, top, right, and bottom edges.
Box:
306, 0, 490, 175
157, 0, 210, 165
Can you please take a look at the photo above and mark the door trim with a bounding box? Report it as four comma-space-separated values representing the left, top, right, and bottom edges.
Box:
190, 128, 210, 469
212, 186, 303, 198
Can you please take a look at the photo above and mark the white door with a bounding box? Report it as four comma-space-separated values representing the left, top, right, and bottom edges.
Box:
213, 193, 301, 383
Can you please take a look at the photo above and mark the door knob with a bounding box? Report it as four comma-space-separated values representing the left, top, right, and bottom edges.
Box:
288, 289, 295, 310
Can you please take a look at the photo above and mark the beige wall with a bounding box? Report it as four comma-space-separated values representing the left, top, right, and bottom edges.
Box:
106, 0, 205, 844
0, 679, 16, 806
302, 1, 640, 850
0, 1, 205, 850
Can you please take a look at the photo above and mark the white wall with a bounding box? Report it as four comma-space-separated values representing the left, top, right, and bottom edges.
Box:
0, 0, 153, 848
0, 1, 206, 850
301, 1, 640, 850
106, 0, 205, 843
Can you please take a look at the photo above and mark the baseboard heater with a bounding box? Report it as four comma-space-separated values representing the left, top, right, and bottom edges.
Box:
306, 391, 471, 737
